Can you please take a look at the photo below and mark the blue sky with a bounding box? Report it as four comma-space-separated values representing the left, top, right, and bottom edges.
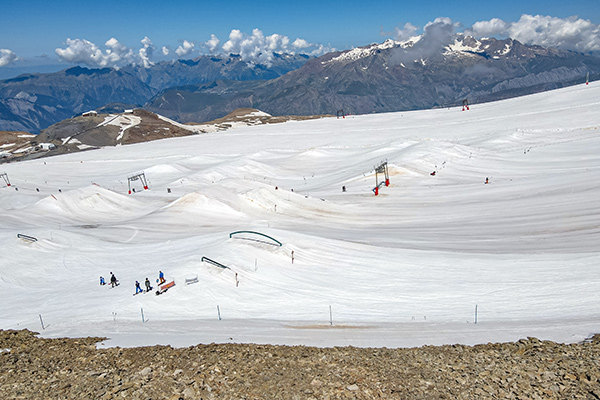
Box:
1, 0, 599, 77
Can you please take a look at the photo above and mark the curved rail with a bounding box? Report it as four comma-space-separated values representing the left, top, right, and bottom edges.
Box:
229, 231, 282, 247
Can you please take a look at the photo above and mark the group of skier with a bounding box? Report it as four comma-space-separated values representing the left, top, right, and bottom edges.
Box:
100, 270, 166, 295
99, 272, 119, 288
134, 278, 154, 294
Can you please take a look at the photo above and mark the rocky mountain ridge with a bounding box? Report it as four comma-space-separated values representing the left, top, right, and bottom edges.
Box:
0, 108, 331, 163
146, 35, 600, 122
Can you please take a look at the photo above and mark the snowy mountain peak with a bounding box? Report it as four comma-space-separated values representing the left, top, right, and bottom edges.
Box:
443, 35, 515, 59
323, 39, 401, 65
444, 36, 485, 55
321, 34, 521, 67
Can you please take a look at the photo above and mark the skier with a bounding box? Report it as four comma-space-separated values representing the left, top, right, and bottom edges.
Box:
485, 177, 489, 184
158, 270, 166, 285
100, 276, 105, 286
110, 272, 118, 288
135, 281, 143, 294
145, 278, 152, 292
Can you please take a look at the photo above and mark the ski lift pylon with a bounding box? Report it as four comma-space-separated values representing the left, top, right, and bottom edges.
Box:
373, 160, 389, 195
127, 172, 149, 194
0, 172, 10, 187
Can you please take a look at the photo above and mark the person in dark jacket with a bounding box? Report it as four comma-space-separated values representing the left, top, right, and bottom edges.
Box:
110, 272, 118, 288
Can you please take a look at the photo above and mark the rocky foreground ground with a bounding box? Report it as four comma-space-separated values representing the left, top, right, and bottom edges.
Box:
1, 329, 600, 399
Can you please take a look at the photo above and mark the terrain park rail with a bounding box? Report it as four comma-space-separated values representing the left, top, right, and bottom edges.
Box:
201, 257, 229, 269
17, 233, 37, 242
229, 231, 282, 247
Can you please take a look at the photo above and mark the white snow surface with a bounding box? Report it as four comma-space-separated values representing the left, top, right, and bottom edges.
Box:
2, 83, 600, 349
97, 114, 142, 142
235, 110, 271, 118
155, 114, 204, 133
445, 38, 484, 56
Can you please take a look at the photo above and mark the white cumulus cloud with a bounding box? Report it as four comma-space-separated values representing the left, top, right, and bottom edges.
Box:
175, 40, 195, 57
55, 37, 133, 68
216, 29, 331, 65
292, 38, 310, 49
467, 14, 600, 52
55, 36, 163, 68
0, 49, 17, 67
467, 18, 509, 37
423, 17, 458, 46
206, 34, 220, 53
392, 22, 419, 42
105, 37, 131, 58
139, 36, 155, 68
389, 17, 459, 64
162, 46, 170, 56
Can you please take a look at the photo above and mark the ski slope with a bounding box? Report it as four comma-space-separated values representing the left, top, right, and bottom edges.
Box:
1, 82, 599, 349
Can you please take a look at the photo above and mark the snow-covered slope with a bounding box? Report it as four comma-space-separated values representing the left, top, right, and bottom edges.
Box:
1, 82, 599, 348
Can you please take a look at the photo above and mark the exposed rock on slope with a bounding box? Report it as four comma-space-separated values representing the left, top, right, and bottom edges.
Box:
37, 108, 331, 149
2, 329, 600, 399
202, 107, 332, 127
0, 131, 37, 160
0, 108, 330, 163
37, 109, 198, 148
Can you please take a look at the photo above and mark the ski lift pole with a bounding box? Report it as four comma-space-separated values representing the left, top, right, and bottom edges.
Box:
0, 172, 10, 187
384, 162, 389, 186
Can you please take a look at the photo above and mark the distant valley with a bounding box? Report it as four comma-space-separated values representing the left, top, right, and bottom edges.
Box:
0, 54, 310, 133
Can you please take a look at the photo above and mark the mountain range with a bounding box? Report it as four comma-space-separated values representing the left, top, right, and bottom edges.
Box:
146, 36, 600, 121
0, 54, 310, 133
1, 35, 599, 134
